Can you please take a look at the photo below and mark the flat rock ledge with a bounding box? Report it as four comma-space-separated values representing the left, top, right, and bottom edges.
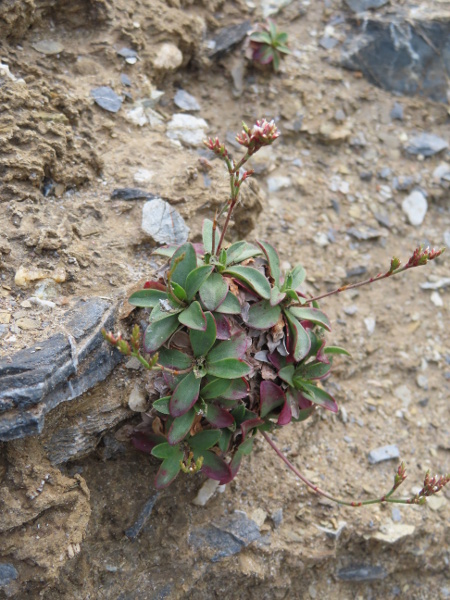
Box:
0, 297, 121, 441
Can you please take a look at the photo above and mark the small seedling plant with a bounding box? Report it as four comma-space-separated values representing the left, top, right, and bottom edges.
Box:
249, 20, 290, 72
104, 119, 448, 507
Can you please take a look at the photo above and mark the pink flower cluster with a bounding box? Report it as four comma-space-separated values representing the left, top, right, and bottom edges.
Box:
236, 119, 280, 155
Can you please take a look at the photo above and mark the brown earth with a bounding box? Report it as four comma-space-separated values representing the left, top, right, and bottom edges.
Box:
0, 0, 449, 598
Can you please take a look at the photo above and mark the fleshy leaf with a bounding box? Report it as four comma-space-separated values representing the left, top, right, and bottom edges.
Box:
221, 377, 249, 399
295, 382, 338, 413
213, 313, 232, 340
206, 358, 251, 379
296, 361, 331, 380
270, 286, 286, 307
225, 241, 261, 265
167, 407, 196, 444
185, 265, 214, 301
144, 315, 179, 353
169, 371, 200, 417
223, 266, 271, 300
131, 432, 165, 454
155, 452, 183, 489
288, 307, 331, 332
277, 399, 292, 425
152, 245, 178, 259
190, 312, 217, 358
218, 429, 232, 453
157, 348, 192, 370
201, 451, 231, 482
214, 291, 241, 314
202, 219, 220, 255
151, 442, 180, 459
324, 346, 351, 356
285, 264, 306, 290
257, 240, 280, 286
178, 301, 207, 331
207, 331, 251, 362
189, 430, 221, 451
169, 281, 187, 303
278, 364, 295, 386
284, 310, 311, 361
240, 417, 264, 439
128, 289, 168, 308
205, 404, 235, 428
260, 381, 285, 418
245, 300, 281, 329
149, 301, 182, 323
170, 243, 197, 288
200, 377, 231, 400
199, 272, 229, 311
152, 396, 171, 415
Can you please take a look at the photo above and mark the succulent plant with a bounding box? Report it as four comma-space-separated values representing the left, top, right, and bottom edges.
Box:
249, 20, 290, 71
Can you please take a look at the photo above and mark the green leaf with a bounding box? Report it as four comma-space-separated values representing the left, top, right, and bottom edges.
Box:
185, 265, 214, 301
245, 300, 281, 329
295, 382, 338, 413
149, 300, 182, 323
257, 240, 280, 286
170, 243, 197, 288
284, 289, 303, 303
178, 301, 207, 331
237, 437, 254, 456
144, 315, 179, 353
272, 50, 281, 71
199, 272, 229, 311
152, 245, 178, 259
224, 266, 271, 300
218, 429, 232, 452
207, 331, 250, 362
225, 241, 261, 265
276, 32, 288, 44
151, 441, 179, 459
268, 19, 277, 40
157, 348, 192, 370
278, 364, 295, 386
214, 291, 241, 315
284, 309, 311, 361
206, 358, 251, 379
276, 43, 290, 55
189, 430, 221, 451
296, 361, 331, 380
155, 453, 183, 489
221, 377, 249, 400
287, 307, 331, 332
169, 371, 200, 417
250, 31, 272, 44
152, 396, 171, 415
290, 264, 306, 290
190, 312, 217, 358
202, 219, 220, 255
270, 286, 286, 306
128, 289, 168, 308
200, 377, 231, 400
170, 282, 187, 302
167, 407, 196, 444
324, 346, 351, 356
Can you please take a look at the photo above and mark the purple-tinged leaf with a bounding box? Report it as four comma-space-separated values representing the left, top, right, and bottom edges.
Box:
214, 291, 241, 315
144, 315, 179, 353
260, 381, 285, 418
199, 272, 229, 311
244, 300, 281, 329
200, 377, 231, 400
170, 243, 197, 288
277, 399, 292, 426
267, 351, 285, 370
201, 451, 232, 482
169, 371, 200, 417
299, 383, 338, 413
207, 331, 251, 362
185, 265, 214, 301
223, 266, 271, 300
284, 310, 311, 361
221, 377, 249, 400
189, 312, 217, 358
315, 340, 330, 365
157, 348, 192, 370
167, 407, 196, 444
288, 306, 331, 332
131, 432, 166, 455
206, 358, 252, 379
189, 430, 221, 451
129, 288, 168, 308
213, 312, 232, 340
240, 417, 264, 440
206, 404, 235, 428
270, 286, 286, 307
178, 301, 207, 331
155, 452, 183, 489
257, 240, 281, 286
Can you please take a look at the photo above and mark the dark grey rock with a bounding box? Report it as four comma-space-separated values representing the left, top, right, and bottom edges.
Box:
345, 0, 388, 11
91, 86, 123, 113
390, 102, 404, 120
173, 89, 201, 112
341, 17, 450, 103
142, 198, 189, 245
405, 133, 448, 157
377, 167, 391, 180
0, 298, 121, 441
374, 213, 391, 229
359, 170, 373, 181
319, 36, 339, 50
111, 188, 159, 201
368, 444, 400, 464
271, 507, 283, 528
189, 510, 261, 562
392, 175, 414, 191
337, 565, 387, 581
125, 493, 160, 540
120, 73, 132, 87
347, 226, 382, 240
0, 563, 18, 587
208, 21, 252, 57
346, 266, 367, 278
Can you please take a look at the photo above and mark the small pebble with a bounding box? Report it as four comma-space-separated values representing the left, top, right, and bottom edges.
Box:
364, 316, 376, 336
368, 444, 400, 464
174, 89, 201, 111
402, 190, 427, 226
390, 102, 404, 120
430, 291, 443, 307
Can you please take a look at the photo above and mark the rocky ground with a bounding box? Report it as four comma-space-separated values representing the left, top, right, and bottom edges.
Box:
0, 0, 449, 598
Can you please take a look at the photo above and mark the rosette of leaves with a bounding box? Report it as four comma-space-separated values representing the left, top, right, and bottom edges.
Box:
124, 219, 346, 489
249, 19, 290, 72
